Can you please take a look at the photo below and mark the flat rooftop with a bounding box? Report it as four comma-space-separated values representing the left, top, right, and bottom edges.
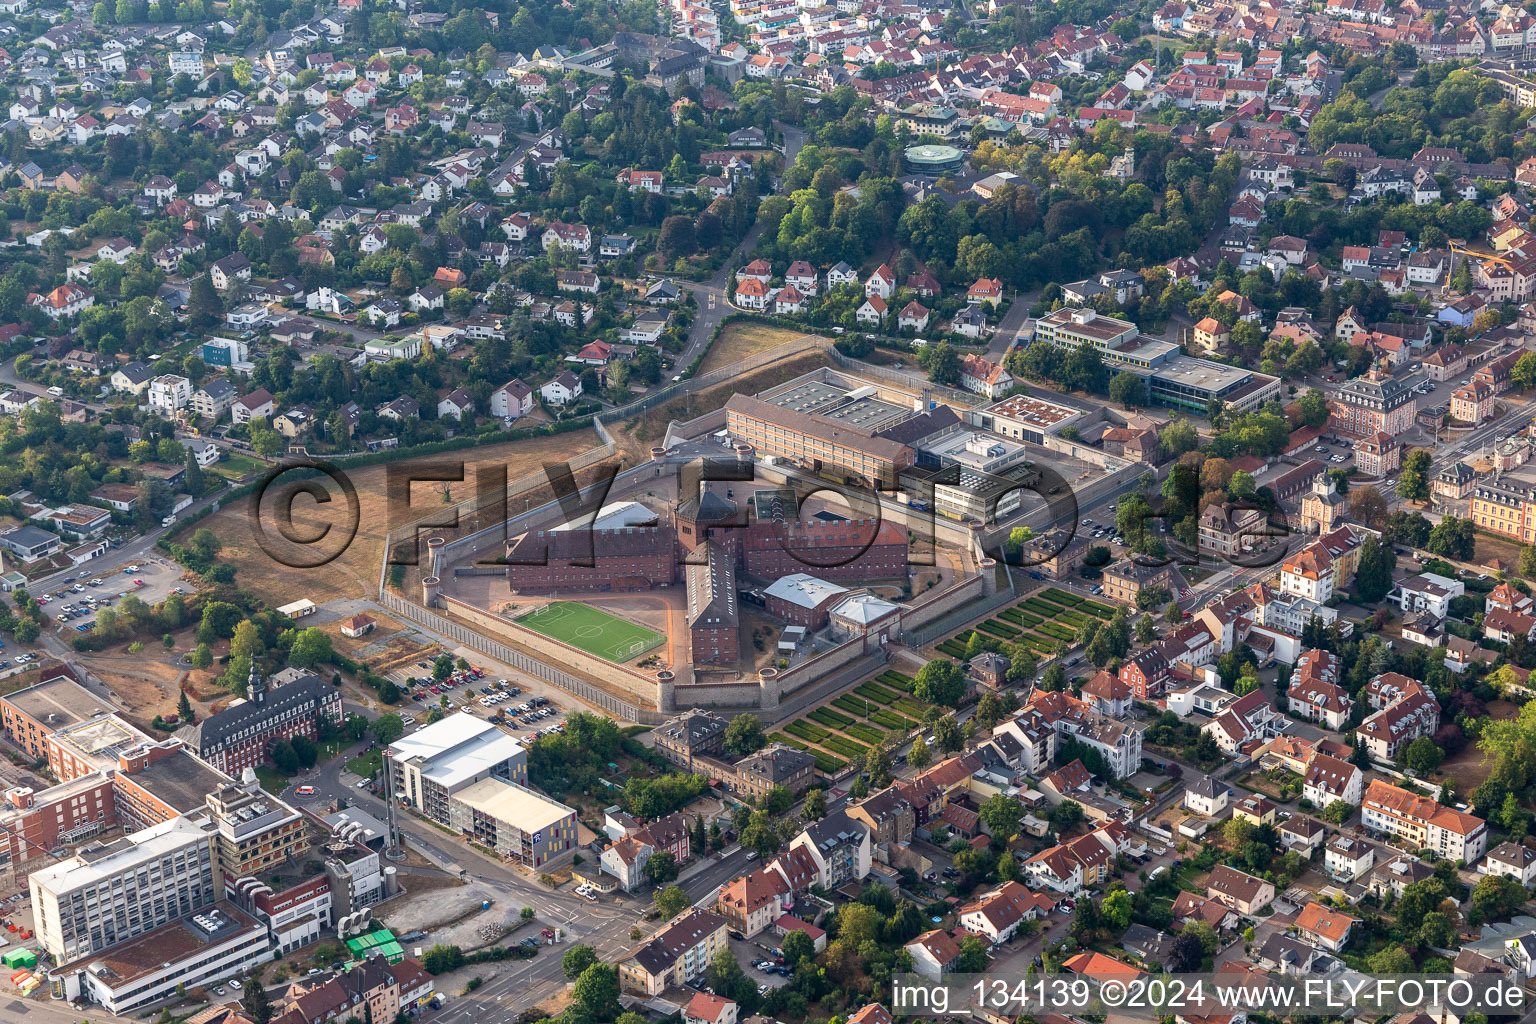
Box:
118, 749, 230, 814
389, 715, 526, 789
762, 380, 910, 432
986, 394, 1081, 428
54, 901, 261, 985
1114, 336, 1180, 362
1, 676, 116, 730
1038, 308, 1137, 343
453, 776, 574, 832
32, 815, 211, 895
1151, 354, 1253, 393
924, 430, 1029, 470
52, 715, 149, 759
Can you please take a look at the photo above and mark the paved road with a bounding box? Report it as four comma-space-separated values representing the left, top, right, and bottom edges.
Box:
275, 738, 657, 1018
675, 123, 806, 371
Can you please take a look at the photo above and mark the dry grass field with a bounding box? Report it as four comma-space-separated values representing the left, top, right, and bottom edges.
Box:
181, 432, 606, 610
695, 322, 810, 376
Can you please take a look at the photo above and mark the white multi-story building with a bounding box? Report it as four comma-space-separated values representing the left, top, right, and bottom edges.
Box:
1391, 572, 1464, 618
387, 715, 529, 825
146, 374, 192, 416
31, 815, 217, 963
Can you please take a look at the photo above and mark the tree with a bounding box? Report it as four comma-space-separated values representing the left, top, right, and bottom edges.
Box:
723, 713, 766, 758
1049, 800, 1083, 833
291, 734, 318, 769
1297, 389, 1330, 427
1161, 418, 1199, 459
176, 689, 194, 723
1322, 800, 1354, 824
932, 714, 962, 754
188, 272, 223, 331
956, 935, 991, 973
242, 967, 272, 1024
271, 740, 299, 774
920, 341, 962, 386
907, 733, 932, 770
288, 626, 333, 668
1404, 735, 1444, 775
1426, 515, 1476, 560
1514, 351, 1536, 391
979, 793, 1024, 839
573, 963, 621, 1020
914, 659, 966, 705
1398, 448, 1432, 503
188, 527, 222, 562
1349, 486, 1389, 528
654, 885, 690, 918
1355, 536, 1396, 604
803, 788, 827, 820
764, 785, 795, 816
658, 216, 696, 262
782, 929, 816, 967
422, 945, 465, 974
370, 713, 404, 746
1472, 874, 1528, 924
1109, 371, 1143, 408
192, 643, 213, 669
1135, 615, 1157, 644
562, 945, 599, 980
1102, 889, 1133, 932
642, 851, 679, 886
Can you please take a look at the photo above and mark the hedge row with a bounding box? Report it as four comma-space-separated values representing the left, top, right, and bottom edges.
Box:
832, 694, 876, 717
870, 709, 917, 731
821, 734, 869, 759
808, 706, 854, 728
844, 722, 886, 745
877, 670, 915, 691
936, 640, 968, 658
855, 681, 902, 703
975, 619, 1021, 639
785, 719, 830, 742
893, 697, 930, 718
1042, 589, 1082, 605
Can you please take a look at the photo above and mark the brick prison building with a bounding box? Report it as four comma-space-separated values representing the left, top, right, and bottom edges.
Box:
505, 525, 679, 591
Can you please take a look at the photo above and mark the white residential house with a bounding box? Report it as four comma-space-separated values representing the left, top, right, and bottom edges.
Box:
540, 371, 583, 406
146, 374, 192, 416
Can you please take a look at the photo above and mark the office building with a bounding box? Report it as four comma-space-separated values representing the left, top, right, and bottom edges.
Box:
446, 776, 579, 869
387, 715, 529, 824
31, 814, 218, 963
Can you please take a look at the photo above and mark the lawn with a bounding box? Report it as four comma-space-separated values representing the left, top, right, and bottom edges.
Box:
516, 601, 666, 663
211, 452, 268, 480
254, 766, 289, 794
347, 749, 383, 778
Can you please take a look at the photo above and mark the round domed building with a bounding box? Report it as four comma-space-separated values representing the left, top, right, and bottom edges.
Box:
903, 143, 965, 177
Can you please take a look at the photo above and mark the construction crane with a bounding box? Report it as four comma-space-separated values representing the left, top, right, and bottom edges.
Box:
1444, 242, 1513, 296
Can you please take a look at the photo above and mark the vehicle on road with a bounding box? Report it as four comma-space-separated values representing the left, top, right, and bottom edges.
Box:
296, 785, 316, 795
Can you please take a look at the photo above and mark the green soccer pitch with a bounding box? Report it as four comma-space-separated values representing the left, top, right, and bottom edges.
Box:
515, 601, 667, 663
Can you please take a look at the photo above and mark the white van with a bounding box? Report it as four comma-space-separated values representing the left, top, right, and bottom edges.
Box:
161, 515, 177, 528
46, 386, 63, 398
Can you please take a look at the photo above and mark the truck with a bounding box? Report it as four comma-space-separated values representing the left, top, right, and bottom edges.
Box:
161, 514, 177, 528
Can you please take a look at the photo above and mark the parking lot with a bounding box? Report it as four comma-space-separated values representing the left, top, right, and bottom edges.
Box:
41, 559, 178, 638
393, 662, 570, 742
